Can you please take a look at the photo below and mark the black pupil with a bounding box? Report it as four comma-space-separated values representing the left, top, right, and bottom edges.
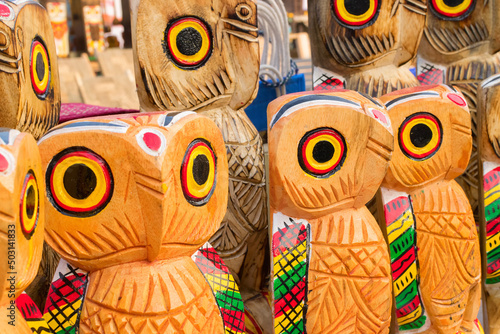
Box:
64, 164, 97, 200
193, 154, 210, 186
344, 0, 371, 16
36, 52, 45, 82
442, 0, 464, 7
25, 185, 36, 219
176, 27, 203, 56
410, 123, 433, 148
313, 141, 335, 163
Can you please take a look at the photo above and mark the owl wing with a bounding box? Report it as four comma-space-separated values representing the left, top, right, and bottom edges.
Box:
192, 242, 246, 334
43, 259, 89, 334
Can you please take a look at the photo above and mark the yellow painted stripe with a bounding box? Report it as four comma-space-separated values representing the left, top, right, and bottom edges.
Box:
44, 299, 82, 328
273, 243, 307, 274
485, 186, 500, 207
487, 269, 500, 279
486, 233, 500, 253
398, 306, 423, 325
275, 306, 304, 333
206, 273, 237, 291
393, 262, 417, 295
387, 211, 414, 244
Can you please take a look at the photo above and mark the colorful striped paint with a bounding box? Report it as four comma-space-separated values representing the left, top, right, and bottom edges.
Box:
382, 193, 428, 332
16, 292, 52, 333
193, 242, 245, 334
484, 166, 500, 284
272, 213, 310, 334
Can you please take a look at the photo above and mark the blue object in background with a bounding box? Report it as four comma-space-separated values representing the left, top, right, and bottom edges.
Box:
244, 74, 306, 132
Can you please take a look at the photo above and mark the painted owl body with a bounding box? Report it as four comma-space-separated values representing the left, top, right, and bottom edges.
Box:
308, 0, 425, 95
267, 91, 394, 333
0, 128, 48, 333
131, 0, 267, 290
477, 74, 500, 332
39, 112, 247, 333
0, 0, 60, 139
379, 85, 482, 334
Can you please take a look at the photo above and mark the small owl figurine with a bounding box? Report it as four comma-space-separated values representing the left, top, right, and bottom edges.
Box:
0, 0, 60, 139
379, 85, 483, 333
40, 112, 246, 334
82, 0, 105, 56
131, 0, 267, 290
308, 0, 425, 95
0, 128, 48, 333
267, 91, 394, 333
478, 74, 500, 332
43, 1, 69, 58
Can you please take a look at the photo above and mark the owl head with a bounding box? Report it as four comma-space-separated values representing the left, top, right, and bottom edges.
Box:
379, 85, 472, 191
419, 0, 492, 63
479, 74, 500, 164
267, 91, 394, 219
308, 0, 426, 75
38, 112, 228, 272
0, 129, 44, 306
46, 2, 67, 24
131, 0, 259, 113
0, 0, 60, 139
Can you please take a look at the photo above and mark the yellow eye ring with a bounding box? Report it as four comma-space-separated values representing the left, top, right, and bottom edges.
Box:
30, 39, 50, 97
47, 148, 113, 217
399, 112, 442, 160
332, 0, 380, 29
164, 17, 212, 69
20, 172, 38, 236
298, 128, 347, 178
430, 0, 475, 20
181, 139, 216, 206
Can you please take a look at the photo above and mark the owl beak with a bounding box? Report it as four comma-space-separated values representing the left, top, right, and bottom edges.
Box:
221, 18, 258, 43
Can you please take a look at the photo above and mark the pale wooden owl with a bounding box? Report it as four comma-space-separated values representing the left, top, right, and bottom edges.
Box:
39, 112, 246, 334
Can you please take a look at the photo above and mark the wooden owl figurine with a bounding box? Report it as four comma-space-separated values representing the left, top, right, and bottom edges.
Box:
131, 0, 267, 290
0, 129, 48, 333
308, 0, 425, 95
267, 91, 394, 333
0, 0, 60, 140
82, 0, 105, 56
41, 0, 69, 58
417, 0, 500, 217
39, 112, 246, 334
477, 74, 500, 332
379, 85, 482, 333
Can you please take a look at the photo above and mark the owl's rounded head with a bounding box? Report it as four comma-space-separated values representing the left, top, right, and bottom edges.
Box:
131, 0, 259, 113
0, 129, 44, 306
267, 91, 394, 219
379, 85, 472, 191
38, 112, 228, 272
0, 0, 60, 139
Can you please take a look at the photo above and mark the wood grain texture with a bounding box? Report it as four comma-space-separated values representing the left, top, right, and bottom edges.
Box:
308, 0, 425, 95
379, 85, 482, 333
0, 129, 45, 330
130, 0, 267, 291
0, 1, 60, 139
38, 112, 230, 333
267, 91, 394, 333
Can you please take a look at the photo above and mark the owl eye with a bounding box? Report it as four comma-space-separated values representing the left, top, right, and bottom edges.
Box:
430, 0, 475, 20
399, 112, 443, 160
332, 0, 381, 29
181, 139, 216, 206
298, 128, 347, 178
30, 38, 50, 98
46, 148, 113, 217
164, 17, 212, 69
20, 171, 39, 238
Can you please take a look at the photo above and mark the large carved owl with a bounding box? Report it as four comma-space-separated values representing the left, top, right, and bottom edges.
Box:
39, 112, 248, 333
308, 0, 425, 95
379, 85, 482, 333
0, 0, 60, 139
0, 128, 46, 333
267, 91, 394, 333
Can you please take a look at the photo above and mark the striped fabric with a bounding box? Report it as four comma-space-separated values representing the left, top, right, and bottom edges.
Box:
484, 167, 500, 285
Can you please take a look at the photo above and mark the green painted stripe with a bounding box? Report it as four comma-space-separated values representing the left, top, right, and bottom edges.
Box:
487, 276, 500, 284
485, 200, 500, 222
56, 328, 75, 334
399, 315, 427, 331
283, 319, 304, 334
274, 261, 307, 300
487, 246, 500, 263
390, 228, 415, 262
395, 280, 419, 308
214, 290, 243, 311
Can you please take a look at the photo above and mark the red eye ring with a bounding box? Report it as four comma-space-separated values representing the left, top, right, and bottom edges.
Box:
20, 171, 39, 237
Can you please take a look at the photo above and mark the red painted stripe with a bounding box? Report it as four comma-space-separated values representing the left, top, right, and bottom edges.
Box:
274, 279, 306, 317
487, 259, 500, 274
487, 217, 500, 236
43, 274, 86, 313
484, 168, 500, 192
384, 196, 411, 225
272, 225, 307, 257
391, 247, 416, 278
395, 294, 421, 318
222, 310, 245, 332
